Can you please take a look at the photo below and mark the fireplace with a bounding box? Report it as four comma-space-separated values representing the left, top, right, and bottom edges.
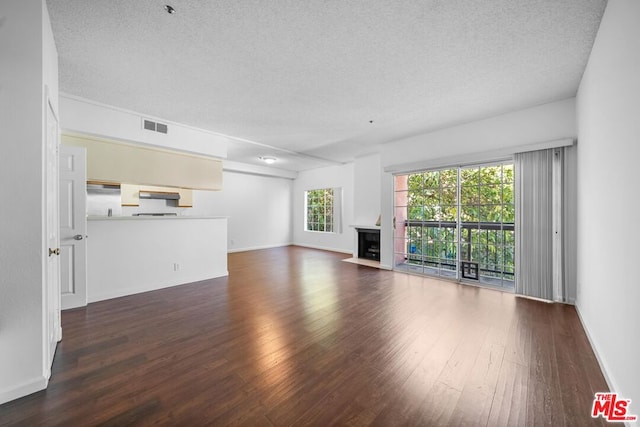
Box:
357, 229, 380, 261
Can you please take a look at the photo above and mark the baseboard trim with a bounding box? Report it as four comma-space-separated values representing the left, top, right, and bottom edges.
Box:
292, 243, 353, 254
514, 294, 554, 303
0, 375, 48, 405
88, 271, 229, 303
227, 243, 293, 253
574, 304, 622, 412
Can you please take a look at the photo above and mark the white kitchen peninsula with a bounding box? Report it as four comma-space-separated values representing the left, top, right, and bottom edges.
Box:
87, 216, 228, 302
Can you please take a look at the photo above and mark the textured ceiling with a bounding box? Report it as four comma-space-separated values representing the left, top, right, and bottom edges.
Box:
47, 0, 607, 171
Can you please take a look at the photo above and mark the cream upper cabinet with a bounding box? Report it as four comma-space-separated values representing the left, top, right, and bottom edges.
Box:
62, 134, 223, 191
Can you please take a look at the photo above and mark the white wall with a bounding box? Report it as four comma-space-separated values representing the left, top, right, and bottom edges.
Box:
0, 0, 58, 404
378, 98, 577, 272
192, 171, 293, 252
293, 164, 354, 253
353, 154, 382, 226
576, 0, 640, 404
42, 1, 58, 104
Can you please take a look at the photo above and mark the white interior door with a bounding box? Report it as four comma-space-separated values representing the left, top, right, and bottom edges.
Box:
59, 144, 88, 310
45, 93, 61, 375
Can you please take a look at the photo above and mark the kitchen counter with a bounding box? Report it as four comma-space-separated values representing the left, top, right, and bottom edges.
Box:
86, 216, 228, 302
88, 215, 228, 220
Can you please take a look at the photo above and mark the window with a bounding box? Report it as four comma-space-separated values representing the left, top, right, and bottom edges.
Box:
393, 162, 515, 290
305, 188, 335, 232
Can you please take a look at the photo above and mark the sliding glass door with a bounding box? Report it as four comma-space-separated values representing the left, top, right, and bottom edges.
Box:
393, 162, 515, 290
393, 168, 458, 278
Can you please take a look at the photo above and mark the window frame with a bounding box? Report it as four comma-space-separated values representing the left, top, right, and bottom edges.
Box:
304, 187, 339, 233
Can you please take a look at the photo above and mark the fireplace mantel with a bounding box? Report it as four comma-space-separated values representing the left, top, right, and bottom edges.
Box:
350, 224, 381, 231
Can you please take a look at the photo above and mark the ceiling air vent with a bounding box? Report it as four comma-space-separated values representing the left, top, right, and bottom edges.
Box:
143, 119, 156, 131
142, 118, 168, 134
156, 123, 168, 134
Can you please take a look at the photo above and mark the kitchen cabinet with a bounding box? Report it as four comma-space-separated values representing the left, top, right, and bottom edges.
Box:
62, 134, 223, 190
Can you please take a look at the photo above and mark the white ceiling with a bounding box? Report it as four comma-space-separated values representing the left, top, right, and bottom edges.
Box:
47, 0, 607, 171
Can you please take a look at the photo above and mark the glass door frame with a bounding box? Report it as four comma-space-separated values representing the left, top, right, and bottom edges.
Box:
392, 159, 515, 290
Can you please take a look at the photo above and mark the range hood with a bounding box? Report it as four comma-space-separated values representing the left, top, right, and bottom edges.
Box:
132, 213, 178, 216
139, 190, 180, 201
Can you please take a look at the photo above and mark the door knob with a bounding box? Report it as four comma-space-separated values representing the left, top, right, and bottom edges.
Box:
49, 248, 60, 256
73, 234, 84, 240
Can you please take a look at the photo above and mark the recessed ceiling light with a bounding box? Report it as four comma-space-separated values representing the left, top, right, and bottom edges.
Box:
164, 5, 176, 14
259, 156, 277, 164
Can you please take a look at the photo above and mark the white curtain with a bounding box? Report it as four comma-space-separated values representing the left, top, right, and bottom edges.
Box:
514, 148, 563, 300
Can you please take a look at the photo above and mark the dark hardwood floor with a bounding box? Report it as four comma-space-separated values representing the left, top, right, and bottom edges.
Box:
0, 246, 608, 426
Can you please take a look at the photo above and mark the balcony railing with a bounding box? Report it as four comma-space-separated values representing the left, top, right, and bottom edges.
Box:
398, 220, 515, 286
404, 220, 514, 231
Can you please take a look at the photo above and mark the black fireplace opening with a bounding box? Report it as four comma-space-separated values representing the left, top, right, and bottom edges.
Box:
358, 229, 380, 261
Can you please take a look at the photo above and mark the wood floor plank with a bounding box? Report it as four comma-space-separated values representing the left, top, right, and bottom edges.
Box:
0, 246, 608, 426
486, 360, 530, 427
526, 314, 567, 426
553, 330, 606, 427
410, 381, 462, 426
447, 340, 506, 426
